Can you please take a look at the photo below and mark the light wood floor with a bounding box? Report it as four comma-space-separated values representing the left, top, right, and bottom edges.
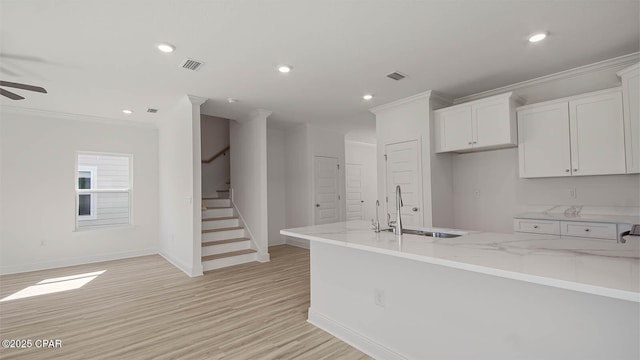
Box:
0, 245, 370, 360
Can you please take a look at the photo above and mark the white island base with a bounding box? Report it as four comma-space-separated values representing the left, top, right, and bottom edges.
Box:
283, 222, 639, 360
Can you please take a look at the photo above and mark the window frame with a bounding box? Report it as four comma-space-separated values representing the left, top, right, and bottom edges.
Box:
77, 166, 98, 220
75, 152, 133, 230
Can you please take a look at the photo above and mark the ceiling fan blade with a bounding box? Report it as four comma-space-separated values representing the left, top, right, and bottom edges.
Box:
0, 88, 25, 100
0, 81, 47, 93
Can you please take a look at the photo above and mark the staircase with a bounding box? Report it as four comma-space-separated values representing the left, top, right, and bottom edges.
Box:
201, 186, 257, 272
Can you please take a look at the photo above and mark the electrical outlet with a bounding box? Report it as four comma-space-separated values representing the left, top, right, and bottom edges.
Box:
568, 188, 577, 199
374, 288, 385, 308
473, 189, 481, 199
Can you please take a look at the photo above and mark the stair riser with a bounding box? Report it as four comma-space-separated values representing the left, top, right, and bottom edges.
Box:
203, 253, 257, 271
201, 218, 239, 230
202, 208, 234, 218
201, 241, 251, 256
204, 199, 231, 208
202, 229, 246, 241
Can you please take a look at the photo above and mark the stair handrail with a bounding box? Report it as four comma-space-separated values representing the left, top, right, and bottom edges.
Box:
202, 145, 230, 164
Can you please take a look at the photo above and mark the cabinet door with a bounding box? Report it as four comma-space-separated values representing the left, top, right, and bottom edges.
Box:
621, 67, 640, 173
569, 91, 625, 176
435, 105, 472, 152
472, 99, 515, 149
517, 103, 572, 178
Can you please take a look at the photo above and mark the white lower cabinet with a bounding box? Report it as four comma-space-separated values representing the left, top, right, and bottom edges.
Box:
514, 218, 621, 241
517, 88, 625, 178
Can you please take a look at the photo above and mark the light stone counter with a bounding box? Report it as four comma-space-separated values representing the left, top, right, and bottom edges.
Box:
281, 220, 640, 302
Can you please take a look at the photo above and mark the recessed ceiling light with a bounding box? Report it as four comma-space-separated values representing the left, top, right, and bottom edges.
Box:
122, 109, 133, 114
278, 65, 292, 73
227, 98, 239, 103
157, 43, 176, 53
362, 94, 374, 101
528, 32, 548, 43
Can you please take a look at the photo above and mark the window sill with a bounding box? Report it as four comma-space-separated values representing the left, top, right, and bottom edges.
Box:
74, 224, 136, 232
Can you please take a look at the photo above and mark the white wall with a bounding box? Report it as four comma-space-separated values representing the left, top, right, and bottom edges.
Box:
267, 127, 286, 246
158, 95, 205, 277
451, 58, 640, 233
283, 124, 311, 248
282, 124, 347, 248
452, 148, 640, 233
345, 141, 377, 221
373, 92, 454, 228
230, 110, 270, 260
0, 109, 159, 275
201, 115, 230, 197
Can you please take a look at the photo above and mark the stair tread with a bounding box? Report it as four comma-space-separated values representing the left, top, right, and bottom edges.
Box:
202, 216, 238, 221
202, 196, 227, 200
202, 226, 244, 233
217, 189, 230, 192
202, 249, 256, 261
202, 237, 250, 247
202, 206, 233, 210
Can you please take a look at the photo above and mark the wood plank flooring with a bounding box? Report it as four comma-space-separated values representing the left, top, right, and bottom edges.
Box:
0, 245, 371, 360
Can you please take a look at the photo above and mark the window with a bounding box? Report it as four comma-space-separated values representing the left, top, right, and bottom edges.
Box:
76, 153, 132, 229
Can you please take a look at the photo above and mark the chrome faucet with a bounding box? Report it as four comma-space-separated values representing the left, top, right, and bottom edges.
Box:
387, 185, 403, 236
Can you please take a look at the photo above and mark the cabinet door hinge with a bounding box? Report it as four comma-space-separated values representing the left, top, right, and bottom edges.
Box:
337, 164, 340, 169
338, 195, 341, 200
384, 154, 387, 161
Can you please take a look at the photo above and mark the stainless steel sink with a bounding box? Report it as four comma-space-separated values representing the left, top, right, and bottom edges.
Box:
381, 228, 461, 238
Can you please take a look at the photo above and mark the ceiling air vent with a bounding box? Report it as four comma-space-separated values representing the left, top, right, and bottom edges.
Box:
386, 71, 407, 81
180, 58, 204, 71
147, 108, 158, 113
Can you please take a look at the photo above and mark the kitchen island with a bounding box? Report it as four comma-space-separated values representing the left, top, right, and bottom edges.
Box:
281, 220, 640, 360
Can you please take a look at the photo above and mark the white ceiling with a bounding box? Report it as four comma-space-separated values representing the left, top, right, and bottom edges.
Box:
1, 0, 638, 137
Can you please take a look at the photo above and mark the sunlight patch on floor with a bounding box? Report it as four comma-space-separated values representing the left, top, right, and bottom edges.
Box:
0, 270, 105, 302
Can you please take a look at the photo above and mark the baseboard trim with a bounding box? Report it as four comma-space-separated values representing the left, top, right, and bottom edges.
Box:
0, 248, 158, 275
256, 252, 270, 262
159, 251, 196, 277
307, 309, 407, 360
285, 237, 310, 249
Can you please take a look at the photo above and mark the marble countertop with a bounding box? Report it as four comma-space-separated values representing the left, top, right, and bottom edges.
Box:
281, 221, 640, 302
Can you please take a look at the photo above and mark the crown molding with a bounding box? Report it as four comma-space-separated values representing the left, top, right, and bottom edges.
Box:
250, 109, 273, 120
369, 90, 453, 114
453, 52, 639, 104
617, 62, 639, 77
187, 95, 208, 106
0, 105, 158, 129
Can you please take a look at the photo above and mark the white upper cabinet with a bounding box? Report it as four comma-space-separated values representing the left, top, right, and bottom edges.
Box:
434, 92, 521, 153
517, 88, 626, 178
617, 63, 640, 173
568, 91, 625, 176
518, 102, 572, 178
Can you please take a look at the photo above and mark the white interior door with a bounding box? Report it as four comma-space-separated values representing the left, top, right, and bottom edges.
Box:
345, 164, 364, 220
384, 140, 423, 226
314, 156, 339, 225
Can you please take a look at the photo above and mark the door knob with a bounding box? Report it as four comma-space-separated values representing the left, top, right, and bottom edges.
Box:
412, 207, 419, 212
565, 169, 570, 172
360, 200, 364, 203
315, 204, 320, 207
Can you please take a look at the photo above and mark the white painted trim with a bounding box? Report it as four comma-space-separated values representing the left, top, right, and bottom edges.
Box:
285, 237, 310, 249
308, 309, 407, 360
455, 52, 639, 104
187, 95, 208, 106
345, 140, 376, 147
616, 62, 640, 77
516, 87, 622, 111
159, 250, 198, 277
0, 248, 157, 276
0, 105, 158, 128
231, 196, 269, 261
369, 90, 438, 114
